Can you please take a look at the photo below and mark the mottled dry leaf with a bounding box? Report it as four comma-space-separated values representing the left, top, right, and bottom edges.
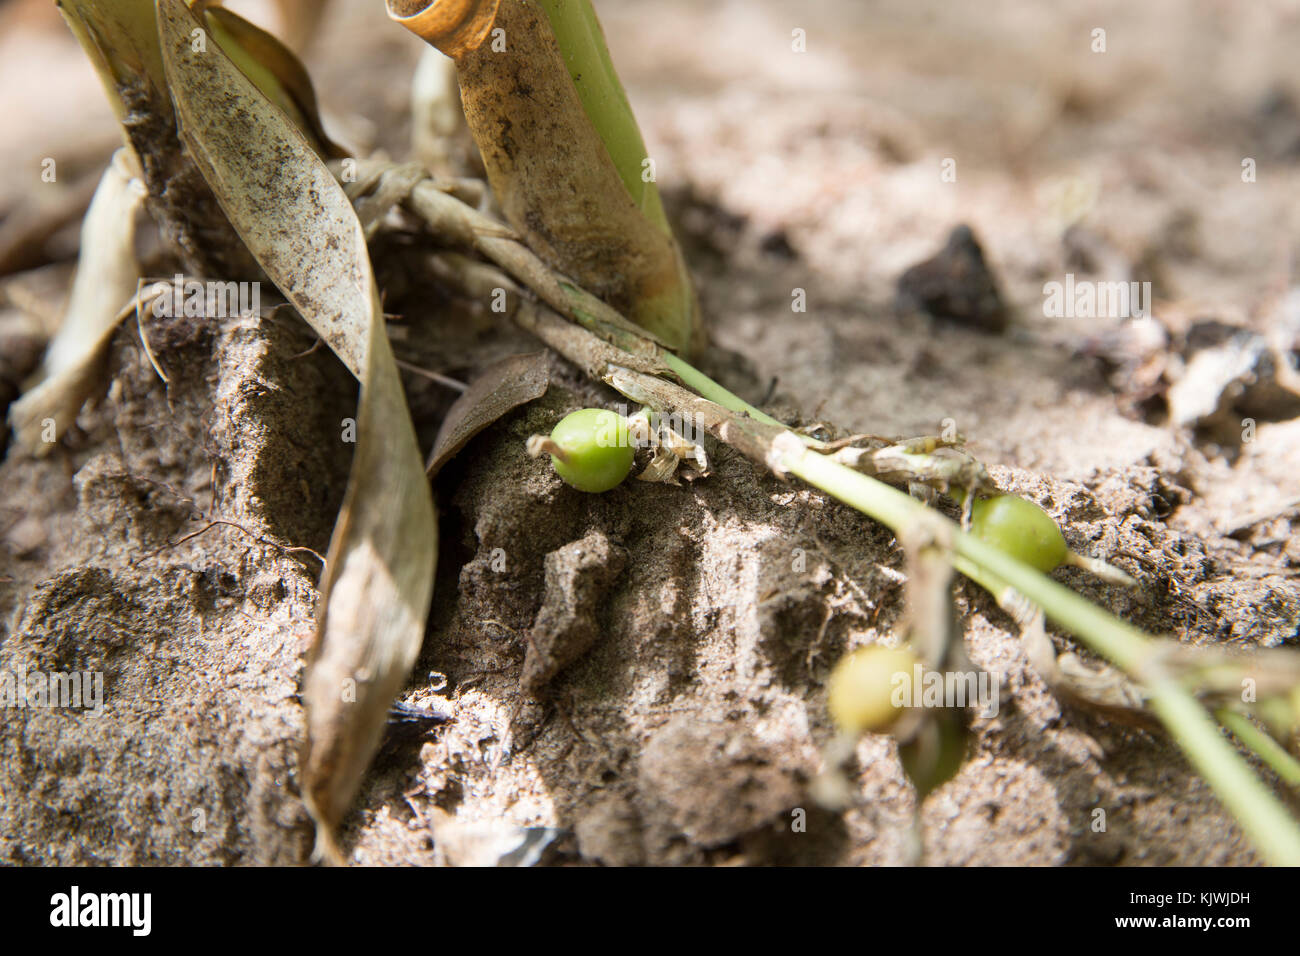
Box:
426, 350, 549, 476
157, 0, 436, 863
58, 0, 260, 280
197, 1, 345, 157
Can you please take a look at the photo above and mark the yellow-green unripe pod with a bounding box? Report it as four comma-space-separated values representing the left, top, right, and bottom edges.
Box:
547, 408, 635, 493
969, 494, 1069, 573
828, 645, 920, 734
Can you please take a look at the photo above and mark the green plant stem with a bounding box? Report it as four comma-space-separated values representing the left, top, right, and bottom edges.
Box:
536, 0, 668, 229
659, 352, 784, 427
660, 351, 830, 448
1217, 709, 1300, 787
782, 445, 1300, 865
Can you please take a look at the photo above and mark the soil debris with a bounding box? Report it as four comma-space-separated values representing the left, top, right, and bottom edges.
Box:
896, 225, 1009, 334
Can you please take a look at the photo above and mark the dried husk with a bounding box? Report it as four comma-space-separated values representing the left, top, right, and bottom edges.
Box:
387, 0, 503, 59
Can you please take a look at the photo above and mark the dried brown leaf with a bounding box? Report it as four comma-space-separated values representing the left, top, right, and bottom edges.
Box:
8, 149, 145, 453
157, 0, 437, 863
58, 0, 259, 279
426, 350, 549, 476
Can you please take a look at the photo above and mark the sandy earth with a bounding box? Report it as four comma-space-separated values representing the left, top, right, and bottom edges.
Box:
1, 0, 1299, 865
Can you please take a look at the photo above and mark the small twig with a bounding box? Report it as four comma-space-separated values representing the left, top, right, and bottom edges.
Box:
137, 517, 325, 566
290, 336, 325, 360
134, 279, 170, 384
392, 357, 468, 392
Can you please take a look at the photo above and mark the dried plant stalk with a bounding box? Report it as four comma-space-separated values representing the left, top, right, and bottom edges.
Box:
387, 0, 701, 354
387, 0, 503, 59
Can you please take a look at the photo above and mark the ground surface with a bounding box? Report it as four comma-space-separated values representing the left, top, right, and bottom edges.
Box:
1, 0, 1299, 865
